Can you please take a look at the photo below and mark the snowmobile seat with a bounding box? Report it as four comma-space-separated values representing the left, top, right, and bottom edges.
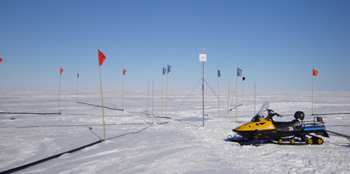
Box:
273, 120, 301, 131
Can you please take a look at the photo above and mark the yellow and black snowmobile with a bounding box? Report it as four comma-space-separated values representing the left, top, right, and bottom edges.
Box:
229, 102, 329, 145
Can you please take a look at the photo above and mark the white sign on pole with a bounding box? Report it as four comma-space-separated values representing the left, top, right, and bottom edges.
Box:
199, 54, 207, 62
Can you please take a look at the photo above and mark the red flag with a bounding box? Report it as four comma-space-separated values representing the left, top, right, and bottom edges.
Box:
98, 49, 106, 66
123, 69, 127, 75
313, 69, 318, 76
0, 58, 3, 63
60, 67, 64, 75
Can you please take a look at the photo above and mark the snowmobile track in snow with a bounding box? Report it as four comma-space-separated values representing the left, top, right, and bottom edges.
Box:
0, 124, 153, 174
0, 140, 102, 174
77, 101, 124, 111
0, 112, 60, 115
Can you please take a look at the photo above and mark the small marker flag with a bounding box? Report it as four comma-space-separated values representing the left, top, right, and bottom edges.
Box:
0, 58, 3, 63
98, 49, 106, 66
313, 69, 318, 76
167, 65, 171, 74
237, 68, 242, 77
60, 67, 64, 75
243, 77, 246, 81
163, 67, 166, 75
218, 70, 221, 77
123, 69, 127, 75
77, 73, 79, 78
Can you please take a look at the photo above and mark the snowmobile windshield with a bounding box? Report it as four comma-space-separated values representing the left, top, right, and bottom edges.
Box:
251, 102, 269, 122
256, 101, 269, 118
251, 115, 261, 122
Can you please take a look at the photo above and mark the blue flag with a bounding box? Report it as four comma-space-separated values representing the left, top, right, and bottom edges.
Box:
77, 73, 79, 78
218, 70, 221, 77
163, 67, 166, 75
167, 65, 171, 74
237, 68, 242, 77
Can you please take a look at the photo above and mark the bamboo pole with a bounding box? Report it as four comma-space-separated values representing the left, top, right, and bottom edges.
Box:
227, 80, 230, 117
76, 73, 79, 103
235, 76, 238, 122
99, 66, 106, 141
147, 81, 149, 115
166, 71, 168, 118
122, 74, 124, 110
241, 78, 244, 105
152, 80, 155, 124
230, 80, 236, 110
217, 75, 220, 117
254, 82, 256, 115
312, 74, 314, 116
161, 72, 164, 117
58, 74, 61, 114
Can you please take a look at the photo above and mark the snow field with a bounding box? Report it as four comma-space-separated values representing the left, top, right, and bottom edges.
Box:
0, 88, 350, 173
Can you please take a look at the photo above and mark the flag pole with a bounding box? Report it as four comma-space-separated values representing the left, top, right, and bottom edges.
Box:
161, 70, 164, 118
152, 80, 155, 124
165, 65, 171, 118
254, 82, 256, 115
217, 73, 220, 117
241, 78, 244, 105
230, 80, 236, 111
166, 70, 168, 118
227, 80, 230, 117
235, 75, 238, 122
76, 73, 79, 103
122, 73, 124, 110
58, 73, 61, 114
99, 66, 106, 141
312, 72, 314, 116
147, 81, 149, 115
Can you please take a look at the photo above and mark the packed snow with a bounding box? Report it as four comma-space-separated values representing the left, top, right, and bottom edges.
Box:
0, 88, 349, 173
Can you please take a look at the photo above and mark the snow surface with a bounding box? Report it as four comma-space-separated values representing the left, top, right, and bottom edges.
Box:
0, 88, 350, 174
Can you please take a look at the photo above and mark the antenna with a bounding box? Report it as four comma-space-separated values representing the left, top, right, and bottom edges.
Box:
199, 48, 207, 126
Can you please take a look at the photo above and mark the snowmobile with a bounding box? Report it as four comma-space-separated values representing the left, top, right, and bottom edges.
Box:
229, 102, 329, 145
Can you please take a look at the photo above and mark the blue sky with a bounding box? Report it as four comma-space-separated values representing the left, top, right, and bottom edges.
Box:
0, 0, 349, 91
